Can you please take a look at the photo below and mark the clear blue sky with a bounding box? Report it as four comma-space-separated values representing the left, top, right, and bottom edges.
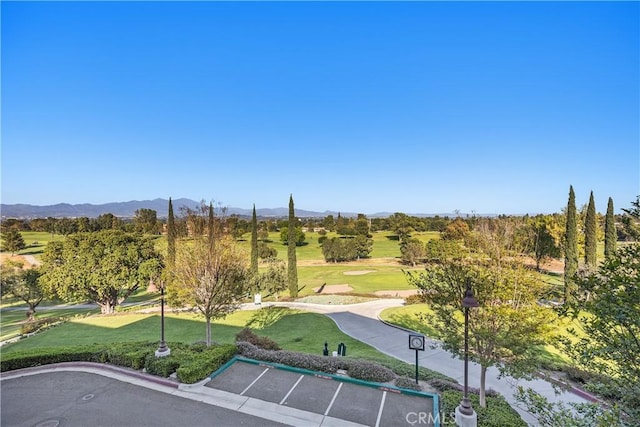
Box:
2, 1, 638, 215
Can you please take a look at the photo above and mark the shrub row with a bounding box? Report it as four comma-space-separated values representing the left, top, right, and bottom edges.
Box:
1, 345, 98, 372
235, 328, 281, 350
177, 344, 238, 384
236, 341, 395, 383
0, 341, 238, 384
428, 378, 500, 398
395, 376, 422, 391
20, 316, 66, 335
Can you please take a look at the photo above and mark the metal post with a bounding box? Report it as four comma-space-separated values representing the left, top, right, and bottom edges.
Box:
155, 286, 170, 357
415, 349, 419, 384
460, 305, 472, 414
455, 279, 478, 426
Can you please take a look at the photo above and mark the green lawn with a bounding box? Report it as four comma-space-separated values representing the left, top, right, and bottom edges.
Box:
380, 303, 583, 369
379, 304, 439, 337
1, 307, 406, 364
14, 231, 65, 259
295, 265, 419, 295
0, 307, 100, 341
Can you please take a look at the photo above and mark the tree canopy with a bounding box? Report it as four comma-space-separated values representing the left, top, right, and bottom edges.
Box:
1, 229, 26, 255
0, 260, 44, 320
406, 260, 555, 408
564, 243, 640, 420
40, 230, 163, 314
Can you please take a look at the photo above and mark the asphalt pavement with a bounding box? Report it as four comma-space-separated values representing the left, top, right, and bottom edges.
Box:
264, 300, 594, 426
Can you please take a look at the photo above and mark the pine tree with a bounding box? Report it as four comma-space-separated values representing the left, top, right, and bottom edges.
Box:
250, 204, 258, 274
167, 198, 176, 268
287, 194, 298, 298
604, 197, 616, 259
1, 229, 26, 255
564, 186, 578, 302
584, 191, 597, 268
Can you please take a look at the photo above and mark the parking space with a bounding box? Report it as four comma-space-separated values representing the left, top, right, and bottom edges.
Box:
206, 357, 439, 427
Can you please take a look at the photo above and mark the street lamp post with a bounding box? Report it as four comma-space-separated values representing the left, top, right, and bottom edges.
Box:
155, 284, 171, 357
455, 279, 479, 427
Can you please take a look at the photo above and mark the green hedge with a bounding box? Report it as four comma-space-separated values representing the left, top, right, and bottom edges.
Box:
0, 341, 237, 384
176, 344, 238, 384
440, 390, 526, 427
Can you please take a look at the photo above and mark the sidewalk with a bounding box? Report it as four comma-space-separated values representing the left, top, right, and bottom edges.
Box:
264, 300, 592, 426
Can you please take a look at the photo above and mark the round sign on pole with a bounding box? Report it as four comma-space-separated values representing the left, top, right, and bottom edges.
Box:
409, 334, 425, 351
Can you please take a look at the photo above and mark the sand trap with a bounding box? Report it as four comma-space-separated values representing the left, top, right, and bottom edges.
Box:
343, 270, 375, 276
374, 289, 419, 297
312, 284, 354, 294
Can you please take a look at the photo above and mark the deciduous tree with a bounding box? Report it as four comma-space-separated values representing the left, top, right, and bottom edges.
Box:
279, 226, 306, 246
441, 218, 470, 241
564, 243, 640, 420
41, 230, 163, 314
406, 260, 555, 408
527, 215, 562, 271
621, 195, 640, 241
134, 208, 159, 234
400, 238, 425, 267
249, 259, 287, 299
172, 232, 249, 346
0, 262, 44, 320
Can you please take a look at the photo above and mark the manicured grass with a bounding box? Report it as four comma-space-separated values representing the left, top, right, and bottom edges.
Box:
238, 230, 440, 262
0, 307, 100, 341
379, 303, 584, 369
15, 231, 65, 259
295, 265, 418, 295
379, 304, 439, 337
0, 308, 410, 367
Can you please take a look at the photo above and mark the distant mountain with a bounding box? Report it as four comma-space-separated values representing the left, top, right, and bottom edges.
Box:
0, 199, 360, 219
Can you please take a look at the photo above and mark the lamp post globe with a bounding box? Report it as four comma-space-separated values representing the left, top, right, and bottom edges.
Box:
455, 279, 478, 427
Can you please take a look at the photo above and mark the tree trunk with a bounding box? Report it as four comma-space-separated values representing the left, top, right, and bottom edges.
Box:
100, 301, 116, 314
206, 316, 212, 346
27, 303, 37, 321
479, 365, 487, 408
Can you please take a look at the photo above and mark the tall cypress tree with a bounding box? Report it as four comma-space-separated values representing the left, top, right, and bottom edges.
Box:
167, 198, 176, 268
604, 197, 616, 259
287, 194, 298, 297
584, 191, 597, 268
250, 204, 258, 274
564, 186, 578, 302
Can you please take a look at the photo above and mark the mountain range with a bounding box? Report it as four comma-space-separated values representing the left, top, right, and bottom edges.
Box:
0, 198, 400, 219
0, 199, 467, 219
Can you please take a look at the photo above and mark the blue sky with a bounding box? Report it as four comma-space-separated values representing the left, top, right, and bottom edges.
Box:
2, 1, 638, 215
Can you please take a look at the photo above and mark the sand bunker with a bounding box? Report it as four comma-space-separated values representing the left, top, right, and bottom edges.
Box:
343, 270, 375, 276
312, 284, 354, 294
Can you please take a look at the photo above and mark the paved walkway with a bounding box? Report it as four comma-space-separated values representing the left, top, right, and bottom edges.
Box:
262, 300, 593, 426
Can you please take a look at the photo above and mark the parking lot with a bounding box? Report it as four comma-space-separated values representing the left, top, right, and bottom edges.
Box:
206, 357, 439, 427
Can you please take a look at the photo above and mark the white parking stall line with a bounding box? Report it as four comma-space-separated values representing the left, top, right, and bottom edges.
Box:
240, 367, 269, 396
324, 382, 344, 416
375, 391, 387, 427
280, 374, 305, 405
